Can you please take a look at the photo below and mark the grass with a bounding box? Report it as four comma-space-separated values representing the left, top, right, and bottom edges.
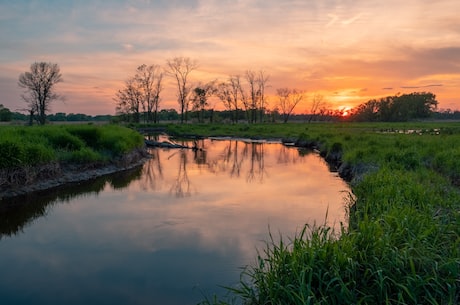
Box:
155, 122, 460, 305
0, 124, 144, 168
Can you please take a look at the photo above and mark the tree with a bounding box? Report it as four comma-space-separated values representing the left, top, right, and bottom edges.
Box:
191, 81, 216, 123
166, 57, 198, 123
115, 78, 142, 123
349, 92, 438, 122
276, 88, 305, 123
115, 64, 164, 123
309, 93, 325, 123
18, 62, 63, 125
0, 104, 12, 121
239, 70, 270, 123
216, 75, 242, 123
135, 64, 164, 123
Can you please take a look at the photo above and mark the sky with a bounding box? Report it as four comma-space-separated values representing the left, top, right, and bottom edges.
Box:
1, 0, 459, 115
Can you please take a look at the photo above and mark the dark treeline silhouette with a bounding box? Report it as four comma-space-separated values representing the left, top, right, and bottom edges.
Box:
348, 92, 439, 122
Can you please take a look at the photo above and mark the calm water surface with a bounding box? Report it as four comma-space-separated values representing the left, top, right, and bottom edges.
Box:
0, 138, 349, 305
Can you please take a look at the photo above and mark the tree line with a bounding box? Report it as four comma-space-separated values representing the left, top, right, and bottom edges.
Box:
12, 60, 452, 125
114, 57, 312, 124
348, 92, 439, 122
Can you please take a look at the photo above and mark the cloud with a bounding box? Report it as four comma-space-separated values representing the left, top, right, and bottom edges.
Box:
1, 0, 460, 114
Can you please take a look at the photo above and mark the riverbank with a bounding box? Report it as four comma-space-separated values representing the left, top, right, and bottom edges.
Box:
0, 147, 149, 200
0, 124, 147, 200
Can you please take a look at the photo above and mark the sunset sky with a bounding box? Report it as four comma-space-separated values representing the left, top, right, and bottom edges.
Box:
1, 0, 459, 115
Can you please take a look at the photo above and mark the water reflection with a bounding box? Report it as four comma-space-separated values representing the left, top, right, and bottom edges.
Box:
0, 138, 349, 305
0, 167, 142, 239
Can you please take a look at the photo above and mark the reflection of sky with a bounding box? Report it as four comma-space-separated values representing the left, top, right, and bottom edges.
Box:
0, 140, 349, 305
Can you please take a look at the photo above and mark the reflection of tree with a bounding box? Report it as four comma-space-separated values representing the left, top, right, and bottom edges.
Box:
0, 167, 142, 239
192, 139, 207, 165
276, 145, 304, 165
229, 141, 243, 178
140, 148, 164, 191
169, 150, 192, 197
246, 143, 266, 183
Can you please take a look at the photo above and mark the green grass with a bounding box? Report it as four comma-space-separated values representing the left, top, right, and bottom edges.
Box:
160, 122, 460, 305
0, 124, 144, 168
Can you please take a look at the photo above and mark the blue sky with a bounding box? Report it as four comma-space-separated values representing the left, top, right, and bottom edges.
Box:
1, 0, 459, 114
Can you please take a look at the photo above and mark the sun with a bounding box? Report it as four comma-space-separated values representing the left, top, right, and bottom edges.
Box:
339, 106, 352, 117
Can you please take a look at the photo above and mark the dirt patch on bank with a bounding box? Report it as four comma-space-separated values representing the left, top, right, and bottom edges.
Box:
0, 148, 150, 200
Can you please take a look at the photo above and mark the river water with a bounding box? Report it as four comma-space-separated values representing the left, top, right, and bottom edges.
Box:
0, 137, 349, 305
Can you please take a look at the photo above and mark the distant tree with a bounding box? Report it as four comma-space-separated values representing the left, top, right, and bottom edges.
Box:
115, 78, 143, 123
239, 70, 270, 123
18, 62, 63, 125
158, 108, 179, 121
115, 64, 164, 124
166, 57, 198, 123
256, 70, 270, 123
350, 92, 438, 122
191, 81, 216, 123
48, 112, 67, 121
216, 75, 242, 123
135, 64, 164, 123
276, 88, 305, 123
308, 93, 325, 123
0, 104, 12, 121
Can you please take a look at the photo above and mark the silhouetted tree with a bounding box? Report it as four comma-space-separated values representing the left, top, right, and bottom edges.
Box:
166, 57, 198, 123
115, 64, 164, 123
276, 88, 305, 123
115, 78, 142, 123
217, 75, 242, 123
309, 93, 325, 123
135, 64, 164, 123
18, 62, 63, 125
0, 104, 12, 121
350, 92, 438, 122
191, 81, 216, 123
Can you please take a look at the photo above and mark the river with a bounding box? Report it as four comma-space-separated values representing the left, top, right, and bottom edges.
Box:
0, 137, 349, 305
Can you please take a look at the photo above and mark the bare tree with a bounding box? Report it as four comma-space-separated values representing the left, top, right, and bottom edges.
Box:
276, 88, 305, 123
115, 78, 143, 123
115, 64, 164, 123
309, 93, 325, 123
256, 70, 270, 123
135, 64, 164, 123
241, 70, 270, 123
216, 75, 242, 123
245, 70, 258, 123
18, 62, 63, 125
166, 57, 198, 123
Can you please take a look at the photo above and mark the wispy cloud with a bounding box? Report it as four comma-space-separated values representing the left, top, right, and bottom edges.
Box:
0, 0, 459, 114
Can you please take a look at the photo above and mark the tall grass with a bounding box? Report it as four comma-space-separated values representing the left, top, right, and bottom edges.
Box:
0, 124, 144, 168
176, 122, 460, 305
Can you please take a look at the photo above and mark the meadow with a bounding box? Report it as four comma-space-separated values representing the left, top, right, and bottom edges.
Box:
158, 122, 460, 305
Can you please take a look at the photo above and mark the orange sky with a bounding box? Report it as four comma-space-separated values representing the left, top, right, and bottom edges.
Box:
1, 0, 459, 115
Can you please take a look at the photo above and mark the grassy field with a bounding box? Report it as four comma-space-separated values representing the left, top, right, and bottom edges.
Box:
153, 122, 460, 305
